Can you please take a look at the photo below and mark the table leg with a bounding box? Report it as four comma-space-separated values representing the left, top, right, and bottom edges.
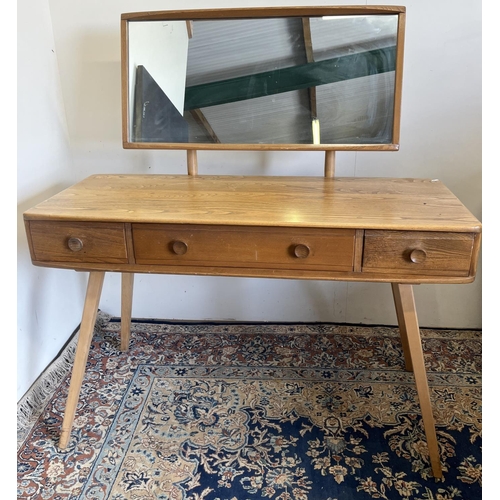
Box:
391, 283, 413, 372
59, 271, 105, 449
121, 273, 134, 351
391, 283, 442, 478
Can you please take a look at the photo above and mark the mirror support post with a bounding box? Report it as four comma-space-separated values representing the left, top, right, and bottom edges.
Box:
187, 150, 198, 176
324, 150, 335, 178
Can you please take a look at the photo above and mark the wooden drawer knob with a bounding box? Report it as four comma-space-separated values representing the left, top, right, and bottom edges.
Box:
171, 240, 188, 255
67, 237, 83, 252
409, 248, 427, 264
293, 244, 310, 259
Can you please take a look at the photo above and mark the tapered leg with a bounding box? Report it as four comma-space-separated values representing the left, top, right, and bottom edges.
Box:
121, 273, 134, 351
391, 283, 442, 478
59, 271, 105, 449
391, 283, 413, 372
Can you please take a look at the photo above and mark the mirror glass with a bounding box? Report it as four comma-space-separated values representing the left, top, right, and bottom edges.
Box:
124, 10, 403, 149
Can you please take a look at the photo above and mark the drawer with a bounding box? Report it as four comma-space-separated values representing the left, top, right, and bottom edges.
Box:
132, 224, 356, 271
362, 230, 474, 276
28, 221, 128, 264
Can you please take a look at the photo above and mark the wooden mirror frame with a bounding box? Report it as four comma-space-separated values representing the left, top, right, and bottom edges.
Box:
121, 6, 406, 152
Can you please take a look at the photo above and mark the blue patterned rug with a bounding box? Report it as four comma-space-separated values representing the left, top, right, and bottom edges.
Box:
17, 317, 481, 499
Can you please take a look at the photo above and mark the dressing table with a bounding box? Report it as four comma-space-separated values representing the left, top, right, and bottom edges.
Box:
23, 7, 481, 480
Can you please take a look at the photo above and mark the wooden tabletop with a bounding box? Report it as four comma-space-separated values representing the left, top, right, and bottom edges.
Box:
23, 175, 481, 232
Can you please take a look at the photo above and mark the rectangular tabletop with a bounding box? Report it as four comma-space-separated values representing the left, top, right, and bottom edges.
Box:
23, 175, 481, 233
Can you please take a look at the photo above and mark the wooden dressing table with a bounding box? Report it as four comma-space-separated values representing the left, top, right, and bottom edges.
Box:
23, 173, 481, 478
22, 5, 482, 480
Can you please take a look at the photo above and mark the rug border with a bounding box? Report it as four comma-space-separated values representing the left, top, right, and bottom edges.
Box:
16, 311, 111, 450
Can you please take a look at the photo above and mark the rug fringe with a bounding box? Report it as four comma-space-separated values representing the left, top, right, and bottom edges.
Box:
17, 311, 111, 450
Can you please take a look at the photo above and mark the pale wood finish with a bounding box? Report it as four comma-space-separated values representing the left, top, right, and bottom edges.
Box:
23, 176, 481, 283
391, 283, 413, 372
120, 18, 129, 147
187, 150, 198, 175
363, 230, 475, 277
28, 221, 128, 264
391, 284, 443, 478
353, 229, 364, 273
123, 141, 401, 152
24, 220, 36, 261
132, 224, 355, 271
23, 175, 481, 232
67, 237, 83, 252
121, 273, 134, 351
392, 11, 406, 146
124, 223, 136, 264
469, 232, 482, 277
25, 260, 480, 285
59, 271, 105, 449
121, 6, 406, 22
33, 7, 473, 477
324, 151, 335, 177
23, 173, 481, 477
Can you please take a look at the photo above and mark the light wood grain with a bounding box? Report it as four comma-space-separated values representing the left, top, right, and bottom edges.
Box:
121, 19, 129, 145
29, 221, 128, 264
392, 12, 406, 145
124, 223, 136, 264
22, 170, 480, 471
122, 141, 401, 152
24, 176, 481, 283
391, 284, 442, 478
324, 151, 335, 178
391, 283, 413, 372
353, 230, 364, 273
132, 224, 355, 271
121, 6, 406, 22
27, 259, 480, 284
363, 230, 475, 276
187, 150, 198, 176
121, 273, 134, 351
469, 232, 482, 277
23, 175, 481, 233
59, 271, 105, 449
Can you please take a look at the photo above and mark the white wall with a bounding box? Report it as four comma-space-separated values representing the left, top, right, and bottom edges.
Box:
18, 0, 482, 399
17, 0, 88, 400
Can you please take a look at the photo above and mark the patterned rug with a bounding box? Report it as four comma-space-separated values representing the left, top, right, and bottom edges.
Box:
17, 315, 482, 500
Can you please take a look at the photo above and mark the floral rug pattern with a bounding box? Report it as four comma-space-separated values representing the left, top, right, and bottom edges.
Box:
18, 318, 481, 499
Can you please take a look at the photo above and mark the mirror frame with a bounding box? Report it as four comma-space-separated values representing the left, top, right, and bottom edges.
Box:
121, 6, 406, 151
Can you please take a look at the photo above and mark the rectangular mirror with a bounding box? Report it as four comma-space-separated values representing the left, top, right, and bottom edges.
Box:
121, 6, 405, 151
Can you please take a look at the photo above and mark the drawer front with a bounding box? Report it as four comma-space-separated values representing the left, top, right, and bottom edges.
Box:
133, 224, 355, 271
29, 221, 128, 264
362, 230, 474, 276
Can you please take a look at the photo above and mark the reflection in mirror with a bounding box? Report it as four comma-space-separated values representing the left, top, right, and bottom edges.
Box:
125, 11, 403, 148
